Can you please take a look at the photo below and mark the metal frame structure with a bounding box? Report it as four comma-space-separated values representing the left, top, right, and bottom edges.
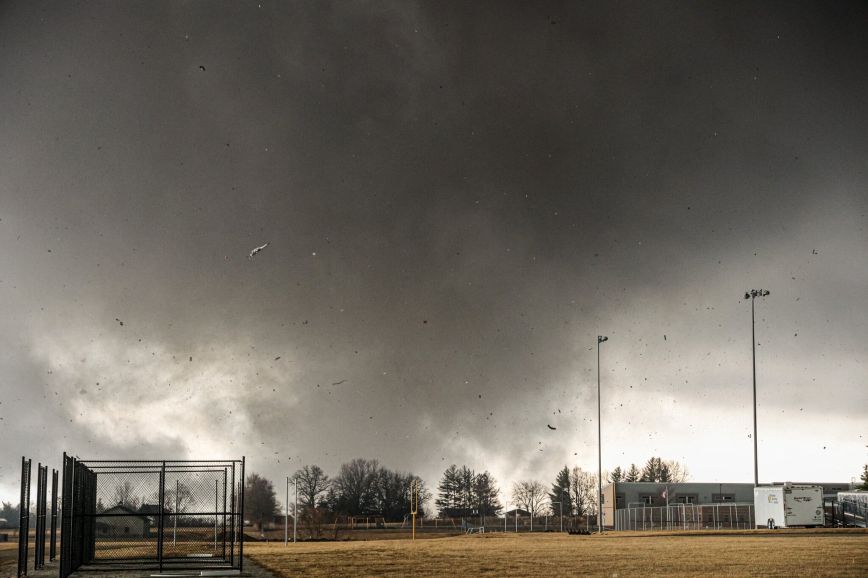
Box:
17, 457, 31, 578
59, 455, 244, 578
34, 464, 48, 570
50, 469, 59, 562
614, 503, 755, 531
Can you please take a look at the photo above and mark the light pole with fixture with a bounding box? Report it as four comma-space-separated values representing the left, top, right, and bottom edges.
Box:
597, 334, 608, 534
551, 500, 563, 532
744, 289, 770, 486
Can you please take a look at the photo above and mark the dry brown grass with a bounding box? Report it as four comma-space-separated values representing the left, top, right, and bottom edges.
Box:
0, 543, 19, 578
246, 528, 868, 577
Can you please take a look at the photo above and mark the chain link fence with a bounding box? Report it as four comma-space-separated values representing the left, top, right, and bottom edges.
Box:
17, 457, 31, 578
60, 455, 244, 578
614, 503, 755, 531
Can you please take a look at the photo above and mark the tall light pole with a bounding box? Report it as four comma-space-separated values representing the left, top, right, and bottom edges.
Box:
744, 289, 770, 487
597, 334, 608, 534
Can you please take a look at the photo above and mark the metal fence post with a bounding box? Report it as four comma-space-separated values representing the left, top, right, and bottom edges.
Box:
158, 461, 166, 573
230, 462, 235, 568
239, 457, 245, 573
50, 469, 58, 561
18, 456, 31, 578
222, 467, 228, 561
35, 463, 47, 570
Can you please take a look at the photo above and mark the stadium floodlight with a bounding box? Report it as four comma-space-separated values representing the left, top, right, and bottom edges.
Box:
596, 334, 608, 534
744, 289, 770, 486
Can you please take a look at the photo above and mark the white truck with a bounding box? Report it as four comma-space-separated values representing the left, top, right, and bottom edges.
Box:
753, 484, 824, 528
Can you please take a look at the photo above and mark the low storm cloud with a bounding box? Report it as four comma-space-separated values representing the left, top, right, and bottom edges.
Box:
1, 1, 866, 501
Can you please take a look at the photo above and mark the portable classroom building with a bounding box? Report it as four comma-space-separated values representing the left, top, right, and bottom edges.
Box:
753, 484, 824, 528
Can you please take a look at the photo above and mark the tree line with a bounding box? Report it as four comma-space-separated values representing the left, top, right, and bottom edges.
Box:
244, 458, 431, 531
608, 457, 689, 483
242, 456, 692, 531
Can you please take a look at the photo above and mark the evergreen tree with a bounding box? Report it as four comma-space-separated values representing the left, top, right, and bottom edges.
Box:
473, 471, 502, 521
609, 466, 624, 483
457, 465, 476, 518
860, 464, 868, 491
549, 466, 572, 515
436, 464, 460, 517
625, 464, 640, 482
0, 501, 19, 528
640, 457, 673, 483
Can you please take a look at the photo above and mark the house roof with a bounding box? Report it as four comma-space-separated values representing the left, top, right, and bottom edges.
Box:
101, 504, 149, 519
137, 504, 161, 515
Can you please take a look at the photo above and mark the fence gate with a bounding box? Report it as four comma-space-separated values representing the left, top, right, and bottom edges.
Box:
60, 455, 244, 578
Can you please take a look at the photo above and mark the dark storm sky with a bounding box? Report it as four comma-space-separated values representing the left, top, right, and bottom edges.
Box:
1, 1, 866, 501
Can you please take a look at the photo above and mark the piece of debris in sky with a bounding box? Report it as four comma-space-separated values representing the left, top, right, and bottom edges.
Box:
274, 356, 281, 360
248, 242, 270, 259
199, 65, 206, 71
664, 334, 667, 341
115, 318, 124, 326
547, 424, 556, 430
332, 379, 347, 385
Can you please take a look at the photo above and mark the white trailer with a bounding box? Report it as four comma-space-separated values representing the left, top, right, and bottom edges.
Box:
753, 484, 824, 528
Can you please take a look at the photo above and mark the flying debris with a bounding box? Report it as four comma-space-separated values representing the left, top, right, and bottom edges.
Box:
332, 379, 347, 386
663, 334, 667, 341
198, 65, 206, 71
115, 318, 124, 326
248, 242, 270, 259
547, 424, 556, 430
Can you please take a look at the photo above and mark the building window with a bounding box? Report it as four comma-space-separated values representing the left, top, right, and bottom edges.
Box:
640, 495, 654, 505
616, 495, 626, 509
124, 527, 130, 534
675, 495, 697, 504
712, 493, 735, 503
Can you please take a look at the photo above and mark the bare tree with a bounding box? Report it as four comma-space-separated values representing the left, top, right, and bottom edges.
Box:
664, 460, 690, 483
294, 465, 331, 509
113, 481, 141, 510
569, 467, 598, 517
328, 458, 380, 516
511, 480, 546, 531
152, 482, 193, 513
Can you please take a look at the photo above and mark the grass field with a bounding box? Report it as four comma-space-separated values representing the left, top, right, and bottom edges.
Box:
0, 543, 18, 578
246, 529, 868, 577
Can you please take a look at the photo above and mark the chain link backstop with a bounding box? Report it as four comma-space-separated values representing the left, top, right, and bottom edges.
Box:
614, 503, 755, 531
59, 455, 244, 578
